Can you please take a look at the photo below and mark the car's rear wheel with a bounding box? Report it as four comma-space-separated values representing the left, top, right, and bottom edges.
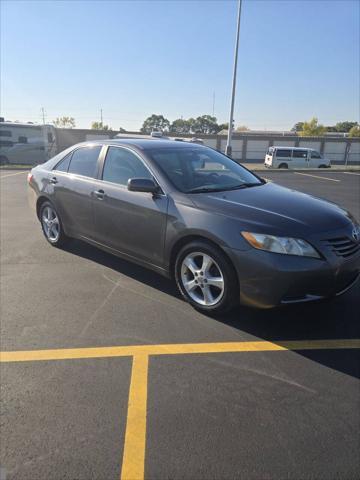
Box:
40, 201, 68, 247
175, 241, 238, 314
278, 163, 288, 169
319, 164, 327, 168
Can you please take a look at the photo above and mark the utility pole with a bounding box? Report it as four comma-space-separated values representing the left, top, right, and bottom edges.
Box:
225, 0, 242, 157
100, 108, 103, 126
212, 91, 215, 117
41, 107, 46, 124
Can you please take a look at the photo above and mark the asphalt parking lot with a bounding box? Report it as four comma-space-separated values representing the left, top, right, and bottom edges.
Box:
1, 169, 359, 480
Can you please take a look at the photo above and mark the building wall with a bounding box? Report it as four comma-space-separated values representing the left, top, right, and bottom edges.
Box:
54, 128, 360, 165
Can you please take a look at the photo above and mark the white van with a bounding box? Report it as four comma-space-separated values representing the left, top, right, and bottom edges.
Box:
264, 146, 331, 169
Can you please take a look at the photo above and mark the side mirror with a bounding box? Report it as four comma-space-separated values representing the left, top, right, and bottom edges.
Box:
127, 178, 160, 194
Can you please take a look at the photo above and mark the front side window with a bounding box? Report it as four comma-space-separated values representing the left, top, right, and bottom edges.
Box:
68, 146, 102, 178
276, 149, 291, 158
311, 150, 321, 159
102, 146, 152, 186
149, 147, 262, 193
293, 150, 308, 159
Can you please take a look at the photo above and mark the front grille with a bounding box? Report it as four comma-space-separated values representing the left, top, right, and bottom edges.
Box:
322, 237, 360, 258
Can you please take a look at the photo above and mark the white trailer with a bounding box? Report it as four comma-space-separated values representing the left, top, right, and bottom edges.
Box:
0, 122, 57, 165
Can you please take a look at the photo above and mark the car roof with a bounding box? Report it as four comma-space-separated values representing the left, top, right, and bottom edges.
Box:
86, 138, 206, 151
272, 146, 316, 150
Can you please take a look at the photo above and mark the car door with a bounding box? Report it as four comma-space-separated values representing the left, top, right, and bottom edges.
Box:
50, 145, 103, 238
292, 149, 307, 168
92, 145, 168, 267
309, 150, 322, 167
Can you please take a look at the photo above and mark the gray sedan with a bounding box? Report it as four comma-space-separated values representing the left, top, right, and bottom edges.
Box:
28, 139, 360, 313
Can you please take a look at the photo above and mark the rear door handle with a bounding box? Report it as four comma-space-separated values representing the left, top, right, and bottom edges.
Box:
50, 176, 58, 184
94, 189, 105, 199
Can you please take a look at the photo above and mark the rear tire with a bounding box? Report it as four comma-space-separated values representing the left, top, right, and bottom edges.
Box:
40, 201, 68, 247
278, 163, 288, 169
174, 241, 239, 314
318, 164, 327, 168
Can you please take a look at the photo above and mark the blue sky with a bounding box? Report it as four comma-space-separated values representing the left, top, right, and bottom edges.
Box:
1, 0, 359, 131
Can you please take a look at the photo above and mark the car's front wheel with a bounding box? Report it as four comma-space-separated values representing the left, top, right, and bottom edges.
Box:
175, 241, 238, 314
40, 201, 68, 247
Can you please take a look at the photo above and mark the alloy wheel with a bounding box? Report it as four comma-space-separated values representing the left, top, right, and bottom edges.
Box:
181, 251, 225, 306
42, 206, 60, 242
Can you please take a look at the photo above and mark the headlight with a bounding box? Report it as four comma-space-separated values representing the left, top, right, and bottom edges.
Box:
241, 232, 320, 258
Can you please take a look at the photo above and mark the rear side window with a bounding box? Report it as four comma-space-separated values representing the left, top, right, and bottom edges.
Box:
276, 149, 291, 158
102, 146, 152, 186
311, 151, 321, 159
68, 146, 102, 178
293, 150, 308, 159
54, 153, 72, 172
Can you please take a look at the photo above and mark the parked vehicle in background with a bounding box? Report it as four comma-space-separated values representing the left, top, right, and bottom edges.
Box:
0, 122, 57, 165
265, 146, 331, 169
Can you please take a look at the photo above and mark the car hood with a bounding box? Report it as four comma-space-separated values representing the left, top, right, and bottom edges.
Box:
190, 182, 353, 236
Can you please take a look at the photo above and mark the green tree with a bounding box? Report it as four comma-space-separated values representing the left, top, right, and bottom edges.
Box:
141, 115, 170, 134
91, 122, 111, 131
190, 115, 219, 134
335, 121, 358, 133
348, 125, 360, 137
169, 118, 191, 134
53, 116, 76, 128
217, 123, 229, 132
291, 122, 304, 133
299, 117, 326, 136
325, 125, 337, 132
118, 127, 127, 133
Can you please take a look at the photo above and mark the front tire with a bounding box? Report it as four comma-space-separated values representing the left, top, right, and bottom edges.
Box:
40, 201, 68, 247
278, 163, 288, 169
174, 241, 238, 314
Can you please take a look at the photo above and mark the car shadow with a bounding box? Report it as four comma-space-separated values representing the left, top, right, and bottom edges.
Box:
64, 239, 360, 379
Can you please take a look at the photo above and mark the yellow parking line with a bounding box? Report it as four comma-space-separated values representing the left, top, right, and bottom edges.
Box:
294, 172, 340, 182
1, 339, 359, 363
2, 338, 359, 480
121, 355, 149, 480
0, 171, 28, 179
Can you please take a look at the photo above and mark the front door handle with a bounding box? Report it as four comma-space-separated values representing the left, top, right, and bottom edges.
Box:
94, 189, 105, 199
50, 176, 58, 184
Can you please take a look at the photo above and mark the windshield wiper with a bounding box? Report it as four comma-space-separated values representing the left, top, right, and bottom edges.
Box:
186, 186, 228, 193
186, 183, 263, 194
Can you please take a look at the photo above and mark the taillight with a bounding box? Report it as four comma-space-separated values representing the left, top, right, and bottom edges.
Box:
27, 173, 33, 183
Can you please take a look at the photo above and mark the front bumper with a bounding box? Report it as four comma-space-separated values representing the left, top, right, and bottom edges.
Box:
224, 246, 360, 309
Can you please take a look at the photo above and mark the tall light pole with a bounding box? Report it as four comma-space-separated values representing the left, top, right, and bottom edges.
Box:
225, 0, 242, 157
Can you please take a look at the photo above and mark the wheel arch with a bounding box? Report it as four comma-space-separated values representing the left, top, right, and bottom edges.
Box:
36, 195, 52, 220
168, 234, 237, 280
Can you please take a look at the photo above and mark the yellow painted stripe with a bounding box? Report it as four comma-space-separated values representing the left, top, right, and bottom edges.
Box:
0, 171, 28, 179
294, 172, 339, 182
121, 355, 149, 480
1, 339, 359, 363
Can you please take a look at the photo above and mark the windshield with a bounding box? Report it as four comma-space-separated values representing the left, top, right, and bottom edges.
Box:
149, 147, 262, 193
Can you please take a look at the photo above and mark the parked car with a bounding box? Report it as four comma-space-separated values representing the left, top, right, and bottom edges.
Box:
265, 146, 331, 169
28, 139, 359, 313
